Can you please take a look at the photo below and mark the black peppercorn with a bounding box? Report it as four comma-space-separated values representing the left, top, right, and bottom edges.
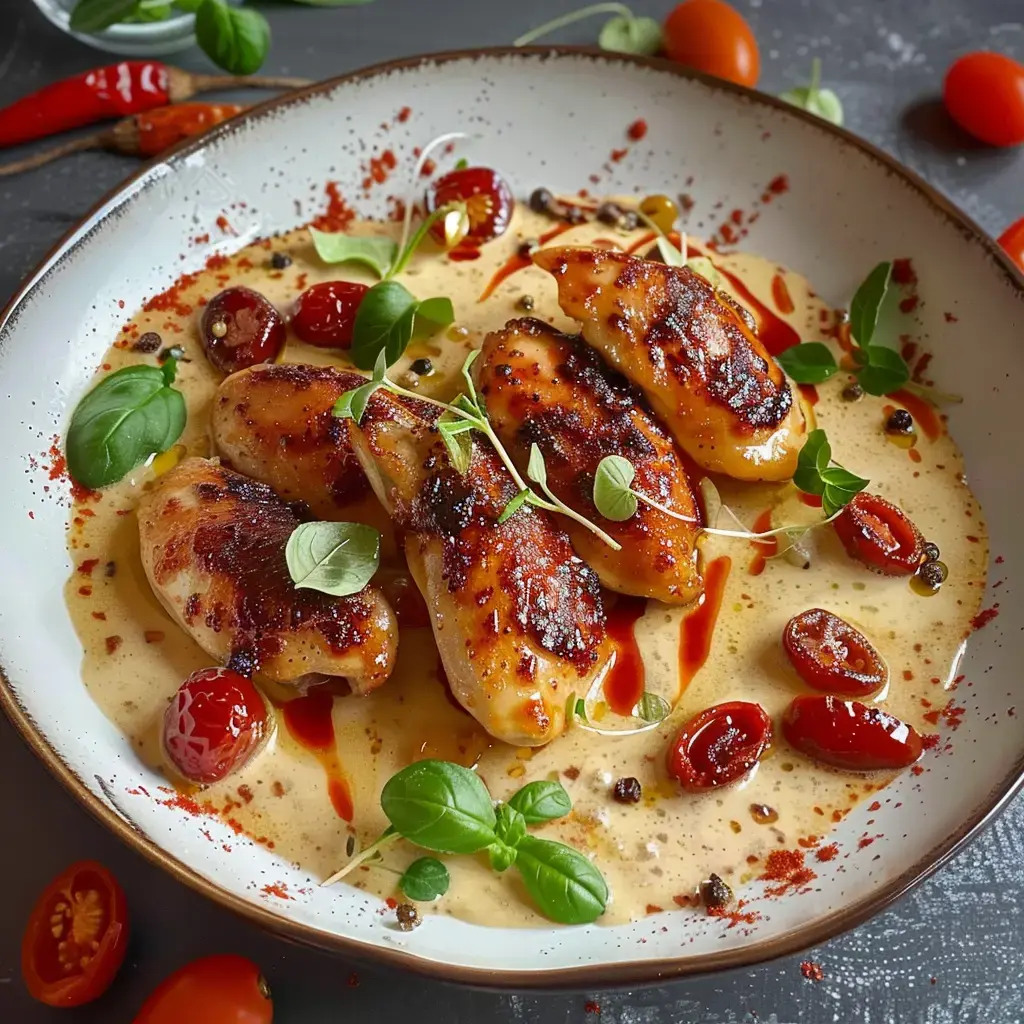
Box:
409, 358, 433, 376
270, 252, 293, 270
922, 541, 940, 563
699, 873, 734, 910
842, 380, 864, 401
563, 204, 586, 225
612, 777, 642, 804
517, 294, 535, 312
618, 210, 640, 231
529, 187, 554, 213
132, 331, 162, 354
885, 408, 914, 434
596, 201, 624, 226
395, 903, 420, 931
917, 559, 948, 589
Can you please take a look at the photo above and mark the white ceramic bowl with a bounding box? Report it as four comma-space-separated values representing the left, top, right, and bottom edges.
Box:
1, 49, 1021, 987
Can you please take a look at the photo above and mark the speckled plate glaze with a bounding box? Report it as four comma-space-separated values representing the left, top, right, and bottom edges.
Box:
0, 49, 1021, 987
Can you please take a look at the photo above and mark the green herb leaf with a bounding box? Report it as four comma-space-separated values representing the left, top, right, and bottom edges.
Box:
793, 428, 830, 496
526, 443, 548, 488
688, 256, 722, 290
460, 350, 481, 407
285, 521, 380, 597
309, 229, 398, 278
776, 342, 840, 384
856, 345, 910, 396
129, 3, 173, 23
416, 296, 455, 329
633, 692, 670, 724
507, 781, 573, 825
351, 280, 418, 370
494, 803, 528, 849
65, 362, 186, 489
823, 481, 868, 518
574, 697, 588, 722
398, 857, 450, 902
488, 840, 518, 873
779, 59, 844, 126
333, 351, 387, 424
498, 488, 532, 525
598, 14, 663, 55
592, 454, 638, 522
848, 261, 892, 348
655, 235, 685, 267
194, 0, 270, 76
438, 411, 474, 474
381, 760, 497, 855
69, 0, 140, 32
172, 0, 204, 10
513, 836, 608, 925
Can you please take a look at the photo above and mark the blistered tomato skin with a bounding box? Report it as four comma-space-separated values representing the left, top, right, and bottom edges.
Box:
201, 286, 286, 374
783, 608, 887, 697
427, 167, 514, 245
666, 700, 772, 791
291, 281, 368, 349
783, 695, 923, 771
833, 492, 924, 576
163, 667, 268, 784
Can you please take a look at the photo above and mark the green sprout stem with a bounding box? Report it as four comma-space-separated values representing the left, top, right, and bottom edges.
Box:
513, 3, 634, 46
322, 830, 400, 887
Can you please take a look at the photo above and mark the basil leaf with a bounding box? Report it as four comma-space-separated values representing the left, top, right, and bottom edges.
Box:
128, 3, 173, 22
310, 228, 398, 278
66, 362, 186, 489
513, 836, 608, 925
494, 804, 528, 849
194, 0, 270, 76
592, 454, 638, 522
416, 296, 456, 330
285, 521, 380, 597
438, 411, 474, 474
598, 14, 663, 55
173, 0, 204, 10
498, 488, 531, 525
488, 840, 518, 873
848, 261, 892, 348
69, 0, 140, 31
398, 857, 450, 902
351, 280, 418, 370
793, 428, 829, 496
823, 481, 866, 518
776, 342, 840, 384
819, 466, 869, 490
856, 345, 910, 396
507, 781, 572, 825
633, 692, 670, 724
381, 760, 497, 855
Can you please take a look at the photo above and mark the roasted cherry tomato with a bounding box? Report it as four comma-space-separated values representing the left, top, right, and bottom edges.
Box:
291, 280, 368, 349
22, 861, 129, 1008
783, 694, 922, 771
427, 167, 514, 246
783, 608, 887, 697
663, 0, 760, 88
943, 51, 1024, 147
832, 492, 924, 576
666, 700, 772, 791
201, 286, 286, 374
163, 667, 268, 784
133, 954, 272, 1024
999, 216, 1024, 273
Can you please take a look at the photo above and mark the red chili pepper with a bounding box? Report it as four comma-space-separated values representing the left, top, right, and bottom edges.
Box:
0, 62, 311, 149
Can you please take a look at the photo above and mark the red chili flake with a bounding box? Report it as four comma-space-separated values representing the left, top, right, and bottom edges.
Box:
310, 181, 356, 232
261, 883, 293, 901
760, 849, 817, 897
800, 960, 824, 982
922, 733, 940, 750
767, 173, 789, 195
858, 836, 875, 849
944, 311, 959, 322
215, 214, 233, 234
419, 158, 436, 177
892, 258, 918, 286
238, 784, 254, 804
708, 899, 761, 928
584, 1001, 602, 1015
971, 605, 999, 631
91, 611, 106, 621
77, 558, 100, 576
46, 439, 68, 482
144, 630, 165, 643
143, 269, 200, 317
225, 818, 244, 835
899, 295, 919, 314
911, 764, 925, 776
104, 635, 122, 654
610, 147, 628, 163
271, 780, 285, 797
397, 106, 411, 123
645, 904, 664, 914
868, 800, 882, 812
627, 118, 647, 141
158, 791, 208, 817
815, 843, 839, 862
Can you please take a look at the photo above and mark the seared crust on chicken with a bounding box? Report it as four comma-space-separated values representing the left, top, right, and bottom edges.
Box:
138, 457, 397, 692
533, 246, 806, 481
477, 318, 704, 605
346, 390, 611, 746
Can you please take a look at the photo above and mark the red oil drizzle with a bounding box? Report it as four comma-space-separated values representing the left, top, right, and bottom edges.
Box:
627, 231, 657, 254
448, 245, 481, 262
748, 508, 778, 577
478, 223, 575, 301
279, 686, 354, 820
799, 492, 823, 508
602, 596, 648, 715
679, 556, 732, 696
715, 264, 801, 356
889, 389, 942, 441
797, 383, 819, 406
771, 273, 795, 315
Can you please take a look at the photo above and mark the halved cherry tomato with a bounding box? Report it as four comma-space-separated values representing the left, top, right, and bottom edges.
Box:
783, 694, 922, 771
22, 861, 129, 1007
427, 167, 514, 246
663, 0, 760, 88
999, 216, 1024, 273
163, 667, 269, 784
291, 281, 368, 349
943, 51, 1024, 147
666, 700, 772, 790
783, 608, 887, 697
832, 492, 924, 576
133, 954, 272, 1024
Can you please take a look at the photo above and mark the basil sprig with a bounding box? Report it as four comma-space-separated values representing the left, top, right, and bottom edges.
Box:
779, 58, 844, 126
65, 358, 186, 489
310, 229, 399, 278
793, 429, 869, 517
351, 281, 454, 370
327, 761, 607, 924
514, 3, 662, 56
285, 521, 380, 597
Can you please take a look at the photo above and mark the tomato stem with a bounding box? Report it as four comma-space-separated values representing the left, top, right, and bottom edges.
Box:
513, 3, 636, 47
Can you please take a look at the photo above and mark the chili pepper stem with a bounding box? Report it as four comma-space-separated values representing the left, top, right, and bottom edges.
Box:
0, 133, 104, 177
166, 69, 313, 102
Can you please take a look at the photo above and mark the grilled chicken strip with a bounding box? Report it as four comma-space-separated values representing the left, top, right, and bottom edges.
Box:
533, 246, 806, 481
477, 318, 704, 605
346, 389, 611, 746
138, 457, 397, 693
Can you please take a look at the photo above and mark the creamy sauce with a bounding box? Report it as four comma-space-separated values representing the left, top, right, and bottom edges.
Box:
63, 202, 987, 927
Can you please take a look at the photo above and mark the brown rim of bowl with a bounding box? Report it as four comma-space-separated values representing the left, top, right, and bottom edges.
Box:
1, 46, 1022, 990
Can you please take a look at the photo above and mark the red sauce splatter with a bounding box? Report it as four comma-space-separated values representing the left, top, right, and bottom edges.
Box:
797, 383, 819, 407
610, 147, 628, 163
362, 149, 398, 190
760, 849, 817, 897
748, 507, 777, 577
798, 491, 823, 508
971, 605, 1000, 631
627, 119, 648, 141
908, 448, 922, 464
261, 883, 293, 900
679, 556, 731, 696
815, 843, 839, 862
944, 311, 959, 323
584, 1001, 601, 1015
708, 899, 761, 928
310, 182, 356, 232
892, 258, 917, 286
77, 558, 99, 576
922, 699, 966, 730
47, 440, 67, 481
478, 223, 574, 301
800, 961, 824, 982
887, 389, 941, 441
672, 893, 699, 908
215, 215, 233, 235
771, 273, 795, 315
713, 263, 801, 355
420, 158, 436, 177
104, 635, 122, 655
447, 245, 481, 262
144, 630, 164, 643
602, 596, 648, 716
397, 106, 411, 123
900, 295, 919, 314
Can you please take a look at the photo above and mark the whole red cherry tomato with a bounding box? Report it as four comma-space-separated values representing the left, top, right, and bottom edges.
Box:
832, 492, 924, 576
998, 216, 1024, 273
133, 954, 272, 1024
163, 667, 269, 784
943, 51, 1024, 147
783, 608, 887, 697
783, 694, 922, 771
666, 700, 772, 790
201, 286, 286, 374
22, 861, 129, 1008
427, 167, 514, 246
662, 0, 760, 88
291, 281, 369, 349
